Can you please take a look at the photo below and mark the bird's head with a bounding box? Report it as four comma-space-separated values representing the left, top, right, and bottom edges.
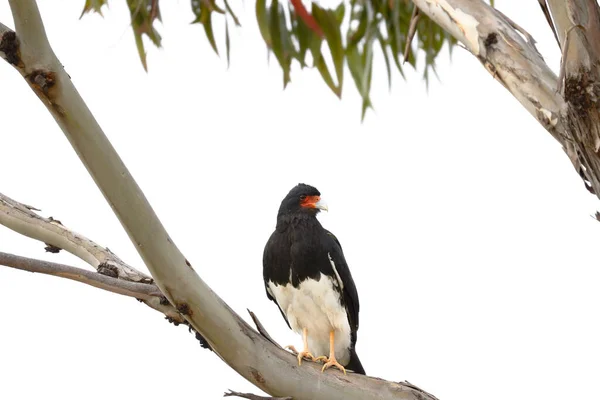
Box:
277, 183, 328, 218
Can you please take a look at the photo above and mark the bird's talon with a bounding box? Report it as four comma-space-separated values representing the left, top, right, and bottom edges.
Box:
315, 355, 328, 363
285, 345, 299, 355
296, 351, 317, 365
321, 358, 347, 375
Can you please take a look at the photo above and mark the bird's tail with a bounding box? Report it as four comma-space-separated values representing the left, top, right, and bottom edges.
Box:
346, 348, 365, 375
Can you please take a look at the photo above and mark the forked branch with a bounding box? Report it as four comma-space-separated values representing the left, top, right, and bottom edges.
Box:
1, 2, 434, 399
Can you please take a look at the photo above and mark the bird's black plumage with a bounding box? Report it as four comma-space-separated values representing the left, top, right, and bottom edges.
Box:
263, 183, 365, 374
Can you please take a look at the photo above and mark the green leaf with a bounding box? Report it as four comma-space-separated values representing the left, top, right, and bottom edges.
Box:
225, 18, 231, 68
334, 3, 346, 25
348, 7, 368, 48
315, 52, 340, 97
377, 31, 392, 90
80, 0, 108, 18
361, 32, 375, 120
289, 6, 304, 67
269, 0, 292, 87
347, 24, 375, 120
224, 0, 241, 27
191, 1, 220, 55
204, 10, 219, 54
312, 4, 344, 96
256, 0, 271, 48
126, 0, 162, 71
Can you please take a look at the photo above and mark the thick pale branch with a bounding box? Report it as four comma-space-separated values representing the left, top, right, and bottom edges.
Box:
8, 0, 52, 66
547, 0, 600, 73
3, 2, 435, 399
546, 0, 600, 195
0, 192, 152, 283
411, 0, 567, 146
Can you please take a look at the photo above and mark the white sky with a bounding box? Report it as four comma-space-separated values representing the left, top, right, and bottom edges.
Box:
1, 1, 600, 400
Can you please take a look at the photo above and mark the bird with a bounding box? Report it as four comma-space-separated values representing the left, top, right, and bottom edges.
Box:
262, 183, 365, 375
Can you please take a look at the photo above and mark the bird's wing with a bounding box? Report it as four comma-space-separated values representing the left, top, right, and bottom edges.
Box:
264, 282, 291, 329
263, 234, 292, 330
324, 229, 360, 344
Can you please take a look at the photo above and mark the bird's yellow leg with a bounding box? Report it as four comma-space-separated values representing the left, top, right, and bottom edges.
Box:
285, 328, 317, 365
321, 330, 346, 374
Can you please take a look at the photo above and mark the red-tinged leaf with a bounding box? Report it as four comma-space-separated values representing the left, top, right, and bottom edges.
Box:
127, 0, 162, 71
290, 0, 323, 37
291, 2, 320, 68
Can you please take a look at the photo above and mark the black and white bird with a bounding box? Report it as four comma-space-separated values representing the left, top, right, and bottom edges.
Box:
263, 183, 365, 375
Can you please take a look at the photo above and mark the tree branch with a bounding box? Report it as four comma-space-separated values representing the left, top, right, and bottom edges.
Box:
0, 251, 184, 322
411, 0, 567, 145
545, 0, 600, 195
224, 390, 292, 400
0, 192, 152, 283
0, 251, 160, 299
2, 2, 435, 399
408, 0, 600, 194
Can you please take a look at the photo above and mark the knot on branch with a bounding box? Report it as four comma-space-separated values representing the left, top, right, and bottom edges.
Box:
27, 69, 56, 96
484, 32, 498, 51
0, 31, 20, 65
565, 73, 600, 119
97, 262, 119, 278
44, 243, 61, 253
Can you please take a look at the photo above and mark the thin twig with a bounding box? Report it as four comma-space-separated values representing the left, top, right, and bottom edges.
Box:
401, 381, 440, 400
224, 390, 292, 400
247, 309, 282, 349
0, 251, 161, 299
538, 0, 560, 47
403, 6, 420, 64
0, 251, 184, 322
495, 8, 543, 58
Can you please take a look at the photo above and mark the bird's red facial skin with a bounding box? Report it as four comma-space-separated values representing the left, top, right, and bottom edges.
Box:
300, 195, 320, 208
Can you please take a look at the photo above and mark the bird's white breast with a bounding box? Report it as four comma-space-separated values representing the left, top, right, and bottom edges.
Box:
267, 273, 351, 364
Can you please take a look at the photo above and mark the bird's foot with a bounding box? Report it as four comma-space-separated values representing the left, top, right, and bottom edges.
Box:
285, 345, 299, 355
314, 355, 328, 363
296, 351, 318, 365
321, 357, 347, 375
285, 345, 318, 365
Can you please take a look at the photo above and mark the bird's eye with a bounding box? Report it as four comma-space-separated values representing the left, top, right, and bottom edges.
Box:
299, 195, 307, 201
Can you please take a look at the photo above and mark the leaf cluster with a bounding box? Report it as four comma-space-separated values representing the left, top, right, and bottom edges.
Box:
81, 0, 495, 119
